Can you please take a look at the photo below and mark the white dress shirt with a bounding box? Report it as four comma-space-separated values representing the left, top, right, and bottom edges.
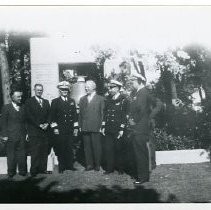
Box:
112, 92, 120, 100
87, 91, 96, 103
12, 102, 20, 111
61, 96, 68, 101
35, 96, 43, 107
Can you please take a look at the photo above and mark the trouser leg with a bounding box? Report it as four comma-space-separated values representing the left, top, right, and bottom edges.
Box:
91, 133, 102, 168
105, 134, 115, 172
125, 138, 136, 174
6, 141, 17, 176
115, 138, 125, 172
132, 134, 149, 180
38, 138, 49, 172
16, 140, 27, 175
56, 135, 66, 172
64, 134, 74, 170
149, 131, 156, 170
29, 137, 40, 175
83, 133, 94, 168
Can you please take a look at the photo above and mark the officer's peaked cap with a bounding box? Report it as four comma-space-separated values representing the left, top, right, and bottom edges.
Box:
130, 73, 146, 82
57, 81, 70, 90
109, 80, 123, 87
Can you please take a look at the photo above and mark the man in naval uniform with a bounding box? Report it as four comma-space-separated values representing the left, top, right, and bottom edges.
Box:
101, 80, 129, 174
50, 81, 79, 173
128, 73, 162, 185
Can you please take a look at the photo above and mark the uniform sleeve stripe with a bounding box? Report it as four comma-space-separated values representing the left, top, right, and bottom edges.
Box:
51, 122, 58, 128
74, 122, 79, 127
120, 124, 125, 128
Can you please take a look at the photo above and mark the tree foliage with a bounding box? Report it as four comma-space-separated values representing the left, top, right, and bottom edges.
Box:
0, 31, 44, 103
0, 32, 210, 151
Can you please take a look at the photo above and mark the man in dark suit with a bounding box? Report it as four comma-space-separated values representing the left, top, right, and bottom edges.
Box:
101, 80, 129, 174
128, 73, 162, 185
50, 81, 79, 173
1, 89, 27, 178
25, 84, 50, 177
79, 80, 104, 171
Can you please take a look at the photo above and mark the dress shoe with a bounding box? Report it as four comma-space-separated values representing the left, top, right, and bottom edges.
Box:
30, 173, 38, 178
40, 171, 52, 174
85, 166, 94, 171
64, 168, 77, 172
103, 171, 113, 175
118, 171, 124, 175
19, 173, 27, 176
7, 174, 14, 180
134, 178, 149, 185
70, 168, 77, 171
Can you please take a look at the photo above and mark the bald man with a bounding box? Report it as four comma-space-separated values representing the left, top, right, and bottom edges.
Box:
79, 80, 104, 171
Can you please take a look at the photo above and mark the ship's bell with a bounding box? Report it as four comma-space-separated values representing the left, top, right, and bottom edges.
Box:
70, 76, 87, 105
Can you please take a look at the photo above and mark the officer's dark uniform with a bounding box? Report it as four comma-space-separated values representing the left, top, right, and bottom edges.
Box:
50, 97, 78, 173
129, 86, 161, 182
103, 94, 129, 173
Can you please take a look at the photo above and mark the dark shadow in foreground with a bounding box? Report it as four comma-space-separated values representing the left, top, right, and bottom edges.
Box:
0, 177, 182, 203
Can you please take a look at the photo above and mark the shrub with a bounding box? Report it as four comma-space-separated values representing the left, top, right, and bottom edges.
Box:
154, 128, 201, 151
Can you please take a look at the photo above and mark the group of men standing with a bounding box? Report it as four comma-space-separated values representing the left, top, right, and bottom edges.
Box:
0, 72, 162, 185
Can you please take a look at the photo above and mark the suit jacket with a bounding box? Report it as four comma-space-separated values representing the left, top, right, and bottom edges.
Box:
79, 94, 104, 132
0, 103, 26, 141
25, 96, 50, 137
50, 97, 78, 135
129, 87, 162, 135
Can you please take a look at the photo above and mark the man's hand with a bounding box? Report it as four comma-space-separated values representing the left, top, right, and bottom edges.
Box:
100, 128, 105, 136
117, 130, 124, 139
73, 128, 78, 137
2, 137, 8, 142
40, 123, 49, 130
54, 129, 59, 135
129, 118, 136, 126
150, 119, 156, 129
42, 123, 49, 130
40, 124, 44, 129
26, 134, 29, 142
172, 98, 184, 107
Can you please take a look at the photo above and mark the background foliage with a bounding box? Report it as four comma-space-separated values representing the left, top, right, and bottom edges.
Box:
0, 32, 211, 151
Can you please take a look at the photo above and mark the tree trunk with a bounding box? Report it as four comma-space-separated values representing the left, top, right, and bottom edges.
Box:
0, 43, 11, 105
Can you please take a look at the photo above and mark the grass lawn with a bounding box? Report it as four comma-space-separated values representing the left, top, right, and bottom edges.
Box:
0, 162, 210, 203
